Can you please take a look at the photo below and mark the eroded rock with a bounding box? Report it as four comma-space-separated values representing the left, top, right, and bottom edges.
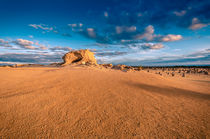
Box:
62, 49, 97, 66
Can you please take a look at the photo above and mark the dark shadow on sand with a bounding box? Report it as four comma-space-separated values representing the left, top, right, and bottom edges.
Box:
124, 81, 210, 100
192, 80, 210, 83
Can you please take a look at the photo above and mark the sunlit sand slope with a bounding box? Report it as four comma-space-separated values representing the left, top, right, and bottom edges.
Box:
0, 66, 209, 138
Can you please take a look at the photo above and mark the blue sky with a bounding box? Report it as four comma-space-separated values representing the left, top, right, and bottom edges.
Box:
0, 0, 210, 66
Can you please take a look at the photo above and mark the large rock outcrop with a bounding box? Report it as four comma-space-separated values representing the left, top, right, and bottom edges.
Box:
62, 49, 97, 65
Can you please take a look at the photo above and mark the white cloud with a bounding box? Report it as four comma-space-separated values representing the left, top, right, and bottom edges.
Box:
50, 46, 72, 51
129, 43, 164, 50
14, 39, 35, 49
29, 24, 53, 31
135, 25, 154, 41
68, 24, 77, 27
13, 39, 49, 50
24, 45, 36, 49
160, 34, 182, 42
68, 23, 83, 28
115, 26, 123, 34
115, 26, 137, 34
173, 10, 186, 16
0, 53, 63, 64
134, 25, 182, 42
0, 39, 12, 48
144, 25, 154, 34
34, 42, 48, 50
87, 28, 96, 38
79, 23, 83, 27
15, 39, 33, 46
142, 43, 164, 49
0, 39, 8, 44
104, 11, 109, 17
189, 18, 209, 30
28, 35, 34, 38
38, 44, 48, 50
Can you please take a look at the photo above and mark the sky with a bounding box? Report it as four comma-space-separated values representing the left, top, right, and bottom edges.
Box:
0, 0, 210, 66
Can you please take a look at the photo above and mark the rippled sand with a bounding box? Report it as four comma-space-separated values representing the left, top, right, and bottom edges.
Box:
0, 66, 209, 138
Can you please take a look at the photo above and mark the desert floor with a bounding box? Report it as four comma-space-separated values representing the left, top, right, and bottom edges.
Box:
0, 66, 209, 138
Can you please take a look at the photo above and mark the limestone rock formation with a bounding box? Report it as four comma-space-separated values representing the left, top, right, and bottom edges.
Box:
62, 49, 97, 65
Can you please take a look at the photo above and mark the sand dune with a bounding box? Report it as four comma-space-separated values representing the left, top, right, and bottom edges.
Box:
0, 66, 209, 138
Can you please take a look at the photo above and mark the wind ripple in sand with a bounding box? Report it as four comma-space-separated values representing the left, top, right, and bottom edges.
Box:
0, 67, 209, 138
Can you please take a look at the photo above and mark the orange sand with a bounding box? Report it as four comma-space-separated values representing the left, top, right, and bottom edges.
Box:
0, 66, 209, 138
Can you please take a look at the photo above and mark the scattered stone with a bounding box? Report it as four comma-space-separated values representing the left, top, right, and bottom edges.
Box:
49, 63, 62, 67
101, 64, 113, 68
198, 70, 209, 75
12, 64, 44, 68
134, 66, 142, 71
204, 71, 208, 75
112, 64, 126, 70
171, 72, 175, 76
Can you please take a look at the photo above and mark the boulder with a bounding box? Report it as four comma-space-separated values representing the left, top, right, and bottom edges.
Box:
62, 49, 97, 65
